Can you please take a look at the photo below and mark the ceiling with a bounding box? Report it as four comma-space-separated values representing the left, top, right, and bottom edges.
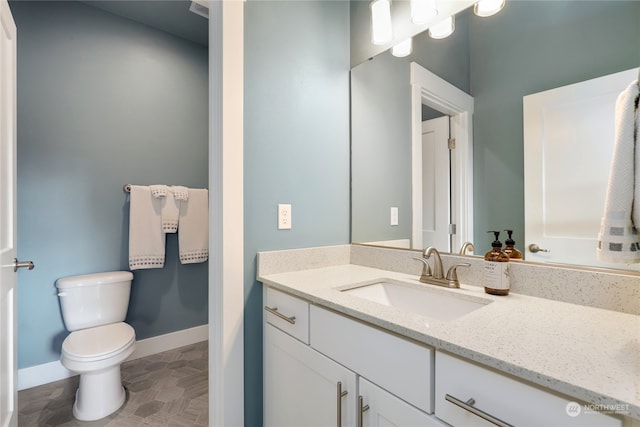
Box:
80, 0, 208, 46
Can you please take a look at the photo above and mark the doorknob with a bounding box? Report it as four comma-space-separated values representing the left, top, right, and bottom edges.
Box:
528, 244, 550, 253
13, 258, 34, 272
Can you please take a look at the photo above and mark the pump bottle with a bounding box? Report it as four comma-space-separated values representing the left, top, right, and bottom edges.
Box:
484, 231, 510, 296
503, 229, 523, 260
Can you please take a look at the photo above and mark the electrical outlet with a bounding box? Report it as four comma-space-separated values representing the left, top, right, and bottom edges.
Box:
390, 207, 399, 226
278, 204, 292, 230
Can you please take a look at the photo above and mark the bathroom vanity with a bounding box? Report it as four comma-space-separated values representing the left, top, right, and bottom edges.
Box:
258, 244, 640, 427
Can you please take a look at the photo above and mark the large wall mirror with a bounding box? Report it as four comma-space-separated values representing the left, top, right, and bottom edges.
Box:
351, 0, 640, 272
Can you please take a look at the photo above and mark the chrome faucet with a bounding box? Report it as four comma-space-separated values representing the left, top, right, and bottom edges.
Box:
413, 247, 470, 288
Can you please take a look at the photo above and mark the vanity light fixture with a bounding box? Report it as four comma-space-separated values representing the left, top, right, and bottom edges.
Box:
410, 0, 438, 25
473, 0, 505, 17
392, 38, 413, 57
189, 0, 209, 19
371, 0, 393, 45
428, 15, 455, 39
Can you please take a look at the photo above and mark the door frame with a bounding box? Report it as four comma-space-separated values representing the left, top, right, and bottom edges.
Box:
209, 2, 245, 426
410, 63, 474, 252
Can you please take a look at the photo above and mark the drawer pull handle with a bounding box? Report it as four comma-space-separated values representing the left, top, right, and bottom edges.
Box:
336, 381, 348, 427
358, 396, 370, 427
445, 394, 514, 427
264, 306, 296, 324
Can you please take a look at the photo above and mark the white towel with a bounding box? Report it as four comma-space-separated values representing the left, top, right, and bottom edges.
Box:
172, 186, 189, 201
178, 188, 209, 264
149, 184, 168, 198
148, 185, 179, 233
597, 80, 640, 263
162, 191, 180, 234
129, 185, 166, 270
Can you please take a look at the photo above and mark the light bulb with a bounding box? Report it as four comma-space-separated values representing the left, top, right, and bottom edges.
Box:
392, 38, 413, 57
371, 0, 393, 45
428, 15, 455, 39
474, 0, 505, 17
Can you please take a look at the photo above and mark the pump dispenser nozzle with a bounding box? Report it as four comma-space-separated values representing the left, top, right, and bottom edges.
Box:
504, 229, 515, 245
487, 230, 502, 248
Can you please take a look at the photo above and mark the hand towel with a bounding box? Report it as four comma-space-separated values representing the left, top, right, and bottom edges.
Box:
597, 80, 640, 263
149, 185, 168, 199
178, 188, 208, 264
172, 186, 189, 201
148, 185, 179, 233
162, 191, 180, 233
129, 185, 166, 270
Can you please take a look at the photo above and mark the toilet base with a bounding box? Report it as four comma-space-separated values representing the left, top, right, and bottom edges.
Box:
72, 364, 127, 421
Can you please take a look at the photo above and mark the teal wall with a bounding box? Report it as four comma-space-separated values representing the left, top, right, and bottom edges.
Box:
244, 1, 351, 424
11, 1, 209, 369
351, 51, 412, 244
470, 0, 640, 251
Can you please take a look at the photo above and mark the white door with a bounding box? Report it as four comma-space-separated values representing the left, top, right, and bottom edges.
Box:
416, 116, 450, 251
0, 1, 18, 425
524, 68, 639, 270
264, 324, 357, 427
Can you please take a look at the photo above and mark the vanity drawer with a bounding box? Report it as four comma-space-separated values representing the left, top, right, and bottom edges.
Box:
264, 287, 309, 344
435, 351, 622, 427
310, 305, 434, 414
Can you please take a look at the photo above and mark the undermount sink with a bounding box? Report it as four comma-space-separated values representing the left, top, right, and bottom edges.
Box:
342, 280, 491, 321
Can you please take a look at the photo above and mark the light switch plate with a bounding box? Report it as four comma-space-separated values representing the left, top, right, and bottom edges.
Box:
390, 207, 399, 226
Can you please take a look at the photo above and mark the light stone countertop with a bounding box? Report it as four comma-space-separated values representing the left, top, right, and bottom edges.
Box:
258, 263, 640, 420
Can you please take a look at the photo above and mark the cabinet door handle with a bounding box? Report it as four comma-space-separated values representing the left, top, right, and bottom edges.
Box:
445, 394, 514, 427
336, 381, 348, 427
358, 395, 370, 427
264, 306, 296, 324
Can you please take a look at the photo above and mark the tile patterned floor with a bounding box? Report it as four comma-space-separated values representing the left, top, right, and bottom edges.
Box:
18, 341, 208, 426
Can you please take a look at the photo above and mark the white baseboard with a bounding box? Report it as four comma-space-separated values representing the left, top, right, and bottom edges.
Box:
18, 324, 208, 391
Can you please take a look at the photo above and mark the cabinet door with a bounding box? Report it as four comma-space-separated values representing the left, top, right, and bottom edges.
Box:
358, 378, 446, 427
264, 324, 357, 427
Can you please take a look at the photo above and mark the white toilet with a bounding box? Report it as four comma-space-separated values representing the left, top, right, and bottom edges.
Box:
56, 271, 136, 421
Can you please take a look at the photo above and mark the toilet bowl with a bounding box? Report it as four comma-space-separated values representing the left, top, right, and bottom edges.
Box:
56, 271, 135, 421
61, 323, 136, 420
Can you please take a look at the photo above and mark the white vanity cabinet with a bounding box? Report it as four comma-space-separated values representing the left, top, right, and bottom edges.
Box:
263, 286, 629, 427
264, 287, 440, 427
435, 351, 623, 427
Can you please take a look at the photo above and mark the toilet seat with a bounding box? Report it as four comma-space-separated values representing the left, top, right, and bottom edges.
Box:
62, 322, 135, 362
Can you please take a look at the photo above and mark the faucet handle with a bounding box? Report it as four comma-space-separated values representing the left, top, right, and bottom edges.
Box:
412, 257, 432, 283
445, 262, 471, 287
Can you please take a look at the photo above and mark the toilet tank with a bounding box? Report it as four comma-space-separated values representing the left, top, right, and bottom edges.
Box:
56, 271, 133, 331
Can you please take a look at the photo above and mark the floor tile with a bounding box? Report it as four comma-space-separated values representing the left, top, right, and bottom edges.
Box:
18, 341, 208, 426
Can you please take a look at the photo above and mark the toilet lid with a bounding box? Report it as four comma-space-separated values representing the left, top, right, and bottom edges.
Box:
62, 322, 135, 359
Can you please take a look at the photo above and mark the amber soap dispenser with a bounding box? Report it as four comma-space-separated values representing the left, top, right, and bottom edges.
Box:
503, 229, 523, 260
484, 231, 510, 296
